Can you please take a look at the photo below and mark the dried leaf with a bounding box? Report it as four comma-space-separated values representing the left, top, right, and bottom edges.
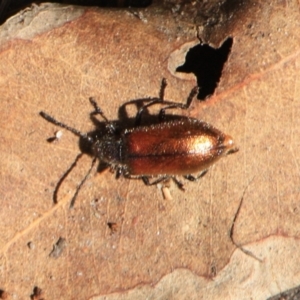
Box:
1, 1, 300, 299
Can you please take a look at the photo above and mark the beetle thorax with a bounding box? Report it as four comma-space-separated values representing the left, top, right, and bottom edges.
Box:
92, 134, 122, 165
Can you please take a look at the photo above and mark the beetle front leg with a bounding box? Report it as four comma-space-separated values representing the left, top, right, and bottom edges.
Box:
89, 97, 109, 123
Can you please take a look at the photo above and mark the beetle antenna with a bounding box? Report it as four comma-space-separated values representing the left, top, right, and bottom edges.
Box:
40, 111, 91, 142
53, 152, 84, 205
69, 156, 97, 208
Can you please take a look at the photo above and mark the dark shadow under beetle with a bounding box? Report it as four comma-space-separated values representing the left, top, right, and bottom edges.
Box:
40, 79, 238, 208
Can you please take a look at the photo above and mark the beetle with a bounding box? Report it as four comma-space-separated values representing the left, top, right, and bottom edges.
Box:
40, 79, 238, 207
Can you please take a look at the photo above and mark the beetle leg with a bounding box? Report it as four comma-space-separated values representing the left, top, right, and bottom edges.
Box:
115, 166, 123, 179
184, 169, 208, 181
159, 78, 167, 100
171, 177, 185, 190
141, 175, 170, 186
134, 98, 161, 126
134, 79, 167, 126
135, 84, 199, 125
158, 86, 198, 121
89, 97, 109, 122
135, 80, 198, 124
122, 173, 169, 186
123, 174, 185, 191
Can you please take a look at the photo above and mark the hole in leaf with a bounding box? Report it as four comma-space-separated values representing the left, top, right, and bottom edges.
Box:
176, 37, 233, 101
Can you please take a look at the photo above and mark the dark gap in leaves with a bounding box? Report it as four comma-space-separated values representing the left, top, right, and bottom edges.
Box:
0, 0, 152, 24
176, 37, 233, 101
267, 284, 300, 300
61, 0, 152, 7
0, 290, 8, 299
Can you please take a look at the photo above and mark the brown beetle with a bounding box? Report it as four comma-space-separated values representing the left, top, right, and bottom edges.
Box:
40, 79, 238, 207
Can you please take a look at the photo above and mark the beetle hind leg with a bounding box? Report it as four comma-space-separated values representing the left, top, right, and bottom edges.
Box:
143, 176, 185, 191
159, 78, 167, 100
123, 173, 186, 191
184, 169, 208, 182
158, 86, 199, 121
171, 177, 185, 190
142, 175, 169, 186
134, 78, 168, 126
